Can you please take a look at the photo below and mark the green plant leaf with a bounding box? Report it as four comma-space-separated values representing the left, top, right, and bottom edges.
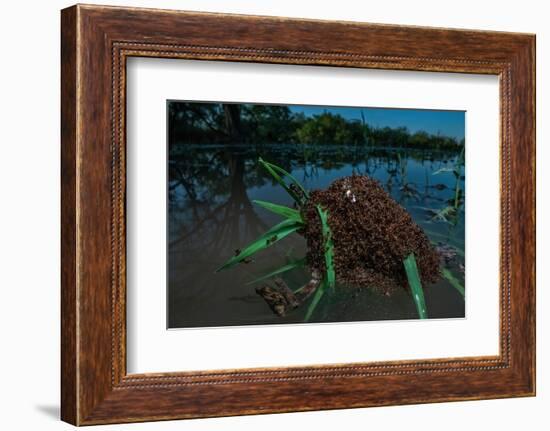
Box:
403, 253, 428, 319
258, 158, 300, 204
441, 268, 465, 297
253, 200, 303, 222
246, 257, 307, 285
216, 219, 303, 272
304, 278, 327, 322
263, 159, 309, 200
259, 158, 309, 206
316, 205, 335, 290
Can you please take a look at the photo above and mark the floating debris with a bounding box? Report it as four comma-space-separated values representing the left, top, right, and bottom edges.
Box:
435, 242, 458, 264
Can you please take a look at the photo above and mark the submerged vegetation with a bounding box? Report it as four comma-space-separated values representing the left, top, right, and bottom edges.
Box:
217, 158, 442, 320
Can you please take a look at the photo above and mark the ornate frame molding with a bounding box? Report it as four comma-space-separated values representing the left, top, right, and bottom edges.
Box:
61, 5, 535, 425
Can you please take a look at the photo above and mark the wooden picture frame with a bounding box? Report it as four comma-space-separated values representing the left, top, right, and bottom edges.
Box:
61, 4, 536, 425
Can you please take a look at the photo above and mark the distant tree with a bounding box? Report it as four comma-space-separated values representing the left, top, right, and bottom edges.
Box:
295, 113, 365, 145
241, 105, 295, 143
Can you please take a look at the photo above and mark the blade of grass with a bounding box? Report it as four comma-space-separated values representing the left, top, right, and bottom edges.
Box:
246, 257, 307, 285
403, 253, 428, 319
259, 158, 309, 205
430, 205, 456, 223
316, 205, 335, 290
432, 167, 455, 175
258, 157, 302, 204
253, 200, 303, 222
304, 278, 327, 322
216, 219, 303, 272
294, 283, 306, 294
441, 268, 465, 297
264, 160, 309, 200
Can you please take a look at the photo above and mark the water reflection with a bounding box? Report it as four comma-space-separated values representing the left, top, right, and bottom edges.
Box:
168, 144, 465, 328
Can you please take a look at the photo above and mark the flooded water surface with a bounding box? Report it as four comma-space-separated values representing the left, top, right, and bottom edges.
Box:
168, 143, 465, 328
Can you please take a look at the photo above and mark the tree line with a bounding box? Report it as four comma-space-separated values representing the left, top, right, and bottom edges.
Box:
168, 102, 464, 151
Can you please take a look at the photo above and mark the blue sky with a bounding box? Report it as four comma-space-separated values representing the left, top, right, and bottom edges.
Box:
290, 105, 465, 140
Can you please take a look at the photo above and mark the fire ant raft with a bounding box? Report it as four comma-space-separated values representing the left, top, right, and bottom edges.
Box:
218, 158, 446, 321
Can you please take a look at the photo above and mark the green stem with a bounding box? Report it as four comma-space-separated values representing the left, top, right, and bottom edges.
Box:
304, 278, 327, 322
246, 257, 306, 285
403, 253, 428, 319
316, 205, 335, 290
441, 268, 465, 297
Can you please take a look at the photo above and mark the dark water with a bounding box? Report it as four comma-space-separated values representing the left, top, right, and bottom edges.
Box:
168, 144, 465, 328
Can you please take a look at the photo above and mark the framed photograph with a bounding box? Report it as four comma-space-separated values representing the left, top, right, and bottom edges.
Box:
61, 4, 535, 425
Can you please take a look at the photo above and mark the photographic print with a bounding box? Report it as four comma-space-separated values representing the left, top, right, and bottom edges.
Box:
168, 101, 465, 328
